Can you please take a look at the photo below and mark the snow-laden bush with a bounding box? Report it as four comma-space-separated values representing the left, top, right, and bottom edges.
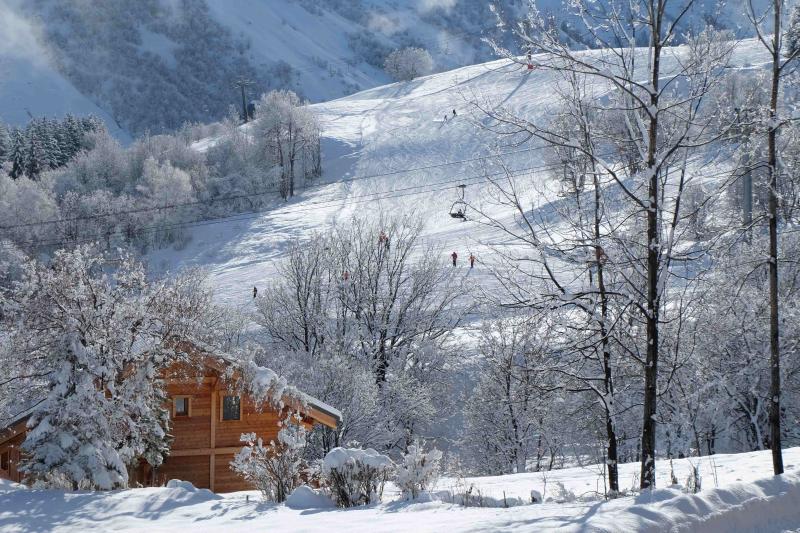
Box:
395, 440, 442, 500
230, 414, 308, 502
322, 447, 393, 507
551, 481, 577, 503
685, 464, 702, 494
384, 47, 433, 81
285, 485, 336, 509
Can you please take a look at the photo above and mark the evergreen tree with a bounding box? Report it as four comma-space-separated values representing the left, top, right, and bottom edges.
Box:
9, 129, 26, 180
0, 122, 9, 165
42, 119, 63, 169
25, 132, 46, 179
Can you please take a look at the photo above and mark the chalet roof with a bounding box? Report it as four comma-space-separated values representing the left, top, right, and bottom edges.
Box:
171, 339, 342, 424
0, 341, 342, 442
298, 392, 342, 424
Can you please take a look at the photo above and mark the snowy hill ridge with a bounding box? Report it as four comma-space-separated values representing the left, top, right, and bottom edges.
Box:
0, 0, 770, 137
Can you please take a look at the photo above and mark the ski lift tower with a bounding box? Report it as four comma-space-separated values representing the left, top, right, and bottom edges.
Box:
233, 78, 254, 123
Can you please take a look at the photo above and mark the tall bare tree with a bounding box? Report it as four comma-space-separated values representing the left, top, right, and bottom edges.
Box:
746, 0, 800, 476
483, 0, 735, 489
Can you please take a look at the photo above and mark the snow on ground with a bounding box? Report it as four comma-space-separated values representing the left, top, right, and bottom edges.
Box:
153, 39, 772, 311
2, 448, 800, 532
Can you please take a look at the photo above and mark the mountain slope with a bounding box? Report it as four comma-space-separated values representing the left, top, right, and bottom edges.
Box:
0, 0, 503, 137
0, 0, 768, 138
0, 1, 130, 141
151, 39, 771, 306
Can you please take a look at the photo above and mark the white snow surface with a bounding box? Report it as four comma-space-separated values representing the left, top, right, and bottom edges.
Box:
322, 446, 393, 472
2, 447, 800, 531
153, 39, 772, 310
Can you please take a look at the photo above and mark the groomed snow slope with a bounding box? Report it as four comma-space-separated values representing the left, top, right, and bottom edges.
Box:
156, 39, 772, 308
2, 447, 800, 532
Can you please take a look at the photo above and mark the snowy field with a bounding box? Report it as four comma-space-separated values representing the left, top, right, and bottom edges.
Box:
150, 39, 772, 312
2, 448, 800, 532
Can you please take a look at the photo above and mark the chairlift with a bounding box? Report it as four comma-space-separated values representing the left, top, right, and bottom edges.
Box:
449, 184, 467, 220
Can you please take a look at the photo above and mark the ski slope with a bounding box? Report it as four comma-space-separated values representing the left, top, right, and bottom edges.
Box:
2, 447, 800, 532
153, 39, 771, 309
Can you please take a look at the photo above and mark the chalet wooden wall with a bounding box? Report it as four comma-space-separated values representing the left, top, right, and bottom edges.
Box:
142, 373, 313, 493
1, 356, 335, 494
0, 431, 25, 484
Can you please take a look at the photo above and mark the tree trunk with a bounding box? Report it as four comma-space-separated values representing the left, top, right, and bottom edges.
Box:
594, 169, 619, 494
767, 0, 784, 476
641, 30, 662, 492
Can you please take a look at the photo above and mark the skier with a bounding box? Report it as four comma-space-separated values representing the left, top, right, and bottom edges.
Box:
343, 271, 349, 281
253, 286, 258, 299
378, 231, 388, 248
451, 251, 458, 267
444, 114, 448, 122
453, 109, 457, 117
469, 253, 475, 268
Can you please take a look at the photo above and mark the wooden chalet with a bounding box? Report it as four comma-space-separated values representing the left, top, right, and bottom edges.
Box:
0, 345, 341, 493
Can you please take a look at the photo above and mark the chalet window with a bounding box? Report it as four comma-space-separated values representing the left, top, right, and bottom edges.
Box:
0, 451, 8, 471
173, 396, 190, 418
222, 395, 241, 421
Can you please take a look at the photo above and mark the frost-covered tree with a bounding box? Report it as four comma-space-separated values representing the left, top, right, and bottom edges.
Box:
745, 0, 800, 476
0, 123, 9, 165
384, 47, 434, 81
254, 90, 320, 199
0, 245, 211, 489
255, 215, 465, 452
464, 318, 562, 476
230, 414, 308, 502
395, 440, 442, 499
787, 5, 800, 59
8, 129, 26, 180
483, 3, 736, 490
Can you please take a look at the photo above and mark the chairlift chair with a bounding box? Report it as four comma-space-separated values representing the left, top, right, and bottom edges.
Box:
449, 184, 467, 220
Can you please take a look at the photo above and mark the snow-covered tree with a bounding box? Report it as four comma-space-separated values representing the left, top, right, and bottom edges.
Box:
484, 3, 736, 490
230, 414, 308, 502
0, 245, 211, 489
395, 440, 442, 499
254, 90, 320, 199
463, 319, 561, 476
255, 215, 465, 452
0, 122, 10, 165
384, 47, 433, 81
745, 0, 800, 476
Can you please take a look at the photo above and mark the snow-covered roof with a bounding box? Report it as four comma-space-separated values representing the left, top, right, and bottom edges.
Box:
172, 340, 342, 426
299, 393, 342, 423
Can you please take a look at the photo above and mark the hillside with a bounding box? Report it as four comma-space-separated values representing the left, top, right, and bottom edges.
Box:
152, 39, 771, 308
0, 1, 130, 141
0, 0, 505, 137
0, 0, 769, 138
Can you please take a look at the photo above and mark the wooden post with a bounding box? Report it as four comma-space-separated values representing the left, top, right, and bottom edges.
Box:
210, 379, 217, 491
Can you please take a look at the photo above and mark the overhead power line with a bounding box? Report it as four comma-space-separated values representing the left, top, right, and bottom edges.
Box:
0, 145, 550, 231
0, 160, 565, 250
1, 151, 728, 251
